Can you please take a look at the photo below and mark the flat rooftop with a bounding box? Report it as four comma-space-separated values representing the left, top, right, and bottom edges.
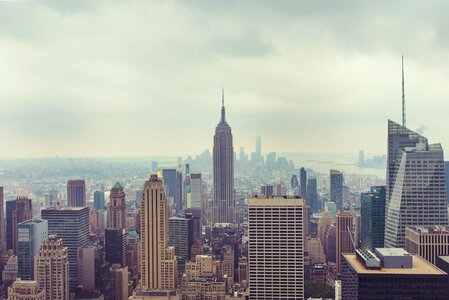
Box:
376, 248, 410, 257
249, 196, 304, 206
407, 225, 449, 234
343, 254, 446, 275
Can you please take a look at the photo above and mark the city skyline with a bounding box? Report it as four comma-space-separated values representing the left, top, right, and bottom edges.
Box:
2, 1, 449, 157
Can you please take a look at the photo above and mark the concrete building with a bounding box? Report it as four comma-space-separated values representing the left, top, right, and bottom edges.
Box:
34, 235, 69, 300
78, 246, 98, 291
0, 187, 4, 252
342, 248, 449, 299
330, 170, 343, 210
139, 175, 176, 290
336, 211, 354, 275
385, 120, 449, 248
189, 174, 202, 209
3, 255, 18, 298
7, 280, 44, 300
307, 237, 326, 264
405, 225, 449, 265
212, 91, 235, 224
260, 185, 273, 196
6, 197, 33, 254
361, 186, 386, 250
248, 196, 305, 300
41, 206, 89, 289
168, 217, 192, 266
107, 182, 126, 230
185, 208, 201, 242
185, 255, 217, 280
181, 277, 226, 300
17, 219, 48, 280
67, 179, 86, 207
108, 264, 128, 300
105, 228, 127, 267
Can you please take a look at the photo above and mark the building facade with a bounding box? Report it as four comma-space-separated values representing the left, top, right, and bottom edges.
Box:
405, 225, 449, 265
336, 211, 354, 275
330, 170, 343, 210
7, 280, 45, 300
67, 179, 86, 207
361, 186, 386, 250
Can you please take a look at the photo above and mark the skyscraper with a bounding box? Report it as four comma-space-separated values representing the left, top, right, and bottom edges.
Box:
300, 167, 307, 199
93, 191, 105, 211
6, 197, 33, 254
41, 207, 89, 289
105, 228, 127, 267
0, 187, 4, 252
139, 175, 176, 290
67, 179, 86, 207
213, 90, 235, 224
361, 186, 386, 250
17, 219, 48, 280
189, 173, 202, 209
168, 216, 192, 266
336, 211, 354, 275
405, 225, 449, 265
384, 120, 449, 248
107, 182, 126, 230
330, 170, 343, 210
34, 235, 69, 300
248, 196, 305, 300
306, 177, 319, 213
185, 208, 202, 242
162, 168, 177, 210
108, 264, 128, 300
7, 279, 45, 300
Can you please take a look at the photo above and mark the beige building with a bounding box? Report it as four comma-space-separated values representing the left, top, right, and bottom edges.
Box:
336, 211, 354, 274
405, 225, 449, 265
185, 255, 217, 280
307, 237, 326, 264
78, 245, 98, 291
109, 264, 128, 300
181, 278, 226, 300
0, 187, 4, 252
34, 235, 69, 300
248, 196, 305, 300
8, 280, 44, 300
139, 175, 176, 289
318, 211, 333, 246
108, 182, 127, 230
221, 245, 234, 279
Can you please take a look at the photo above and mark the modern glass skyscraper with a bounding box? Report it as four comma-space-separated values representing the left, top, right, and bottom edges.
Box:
212, 91, 235, 224
6, 197, 33, 254
384, 120, 449, 248
307, 178, 319, 213
300, 167, 307, 199
93, 191, 105, 211
361, 186, 386, 250
330, 169, 343, 210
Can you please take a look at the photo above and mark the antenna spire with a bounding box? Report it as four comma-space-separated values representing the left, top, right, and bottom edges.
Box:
220, 88, 226, 123
402, 55, 406, 127
222, 88, 224, 107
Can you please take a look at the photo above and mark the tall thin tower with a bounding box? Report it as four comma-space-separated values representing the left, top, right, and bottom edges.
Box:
213, 89, 235, 224
402, 55, 406, 127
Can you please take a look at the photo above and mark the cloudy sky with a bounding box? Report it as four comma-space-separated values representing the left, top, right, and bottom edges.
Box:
1, 0, 449, 158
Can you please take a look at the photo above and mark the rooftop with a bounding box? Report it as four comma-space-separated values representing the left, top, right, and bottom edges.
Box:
112, 181, 122, 189
407, 225, 449, 234
343, 254, 446, 275
376, 248, 410, 257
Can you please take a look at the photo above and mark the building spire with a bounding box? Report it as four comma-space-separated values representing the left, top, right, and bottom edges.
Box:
402, 55, 406, 128
220, 88, 226, 123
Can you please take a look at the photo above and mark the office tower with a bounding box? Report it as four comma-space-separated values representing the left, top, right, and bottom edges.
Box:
318, 211, 333, 248
300, 167, 307, 199
405, 225, 449, 265
139, 175, 176, 290
107, 182, 126, 230
182, 278, 226, 300
307, 177, 319, 213
176, 170, 183, 212
330, 170, 343, 210
78, 246, 98, 291
341, 248, 449, 299
189, 174, 202, 209
41, 206, 89, 289
361, 186, 386, 250
162, 169, 177, 209
93, 191, 105, 211
105, 228, 127, 267
336, 211, 354, 275
34, 236, 69, 300
290, 174, 299, 191
67, 179, 86, 207
260, 185, 273, 196
17, 219, 48, 280
185, 255, 216, 279
385, 120, 449, 248
325, 225, 336, 263
358, 150, 365, 167
212, 91, 235, 224
222, 245, 234, 279
248, 196, 305, 300
183, 166, 191, 210
6, 197, 32, 254
324, 201, 337, 220
185, 208, 201, 242
168, 216, 192, 266
446, 162, 449, 204
127, 230, 139, 278
43, 190, 58, 208
307, 237, 326, 264
3, 255, 18, 297
7, 279, 45, 300
108, 264, 128, 300
0, 187, 4, 252
265, 152, 277, 171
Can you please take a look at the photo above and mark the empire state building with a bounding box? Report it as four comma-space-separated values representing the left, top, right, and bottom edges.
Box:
213, 90, 235, 224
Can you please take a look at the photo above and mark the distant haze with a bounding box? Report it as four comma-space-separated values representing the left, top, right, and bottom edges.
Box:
1, 1, 449, 158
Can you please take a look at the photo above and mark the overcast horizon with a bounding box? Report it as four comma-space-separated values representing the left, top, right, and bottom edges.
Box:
1, 1, 449, 158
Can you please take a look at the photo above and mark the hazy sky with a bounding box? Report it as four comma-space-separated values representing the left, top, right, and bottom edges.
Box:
1, 1, 449, 158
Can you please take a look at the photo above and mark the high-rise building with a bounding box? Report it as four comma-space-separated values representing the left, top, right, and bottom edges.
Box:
318, 211, 333, 249
360, 186, 386, 250
78, 245, 98, 291
6, 197, 33, 254
385, 120, 449, 248
93, 191, 105, 211
34, 235, 69, 300
108, 264, 128, 300
307, 237, 326, 264
212, 91, 235, 224
260, 185, 273, 196
445, 161, 449, 204
265, 152, 276, 171
291, 175, 299, 191
17, 219, 48, 280
139, 175, 176, 290
67, 179, 86, 207
341, 248, 449, 299
105, 228, 127, 267
324, 201, 337, 220
336, 211, 354, 275
189, 174, 202, 209
405, 225, 449, 265
41, 207, 89, 289
306, 178, 319, 213
107, 182, 126, 230
3, 255, 18, 297
176, 170, 183, 212
185, 208, 201, 242
0, 187, 4, 252
330, 170, 343, 210
162, 168, 177, 210
168, 217, 192, 266
300, 167, 307, 199
7, 279, 45, 300
248, 196, 305, 300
